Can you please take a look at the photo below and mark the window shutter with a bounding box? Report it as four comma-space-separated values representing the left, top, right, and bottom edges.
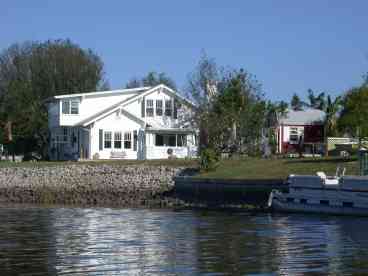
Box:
141, 97, 145, 117
133, 130, 138, 151
173, 99, 178, 119
99, 129, 103, 151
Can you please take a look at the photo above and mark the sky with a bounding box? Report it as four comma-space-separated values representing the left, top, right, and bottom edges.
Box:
1, 1, 367, 101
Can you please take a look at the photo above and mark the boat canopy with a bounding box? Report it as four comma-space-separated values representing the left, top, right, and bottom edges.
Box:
341, 176, 368, 191
288, 175, 324, 188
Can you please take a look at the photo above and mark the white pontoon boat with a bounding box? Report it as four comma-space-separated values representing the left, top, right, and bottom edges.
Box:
269, 168, 368, 216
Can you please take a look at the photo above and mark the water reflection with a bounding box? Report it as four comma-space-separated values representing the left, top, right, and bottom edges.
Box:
0, 206, 368, 275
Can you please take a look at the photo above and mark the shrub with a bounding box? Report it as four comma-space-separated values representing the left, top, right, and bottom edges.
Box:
200, 148, 220, 172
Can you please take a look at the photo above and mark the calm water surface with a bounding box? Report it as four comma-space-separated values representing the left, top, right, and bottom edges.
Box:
1, 206, 368, 275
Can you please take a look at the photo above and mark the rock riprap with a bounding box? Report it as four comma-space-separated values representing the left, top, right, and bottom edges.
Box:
0, 164, 185, 207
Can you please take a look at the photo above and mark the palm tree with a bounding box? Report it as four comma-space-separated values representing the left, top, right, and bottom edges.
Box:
324, 95, 341, 156
307, 89, 327, 110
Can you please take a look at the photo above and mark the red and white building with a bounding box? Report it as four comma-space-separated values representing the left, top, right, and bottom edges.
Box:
276, 109, 326, 155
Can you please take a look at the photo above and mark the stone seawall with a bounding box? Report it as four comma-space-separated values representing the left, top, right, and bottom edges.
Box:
0, 165, 186, 207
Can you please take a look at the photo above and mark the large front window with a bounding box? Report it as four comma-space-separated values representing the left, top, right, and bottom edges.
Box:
177, 134, 187, 147
62, 99, 79, 115
104, 131, 112, 149
124, 132, 132, 149
155, 134, 187, 147
114, 132, 122, 149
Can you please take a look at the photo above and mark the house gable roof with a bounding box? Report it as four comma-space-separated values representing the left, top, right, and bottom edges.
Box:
279, 108, 326, 126
53, 86, 151, 100
74, 84, 193, 127
121, 84, 196, 108
75, 94, 144, 127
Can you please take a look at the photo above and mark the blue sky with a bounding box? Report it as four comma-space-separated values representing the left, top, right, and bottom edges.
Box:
1, 1, 367, 101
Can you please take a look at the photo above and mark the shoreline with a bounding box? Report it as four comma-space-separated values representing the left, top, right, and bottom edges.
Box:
0, 164, 185, 207
0, 163, 271, 210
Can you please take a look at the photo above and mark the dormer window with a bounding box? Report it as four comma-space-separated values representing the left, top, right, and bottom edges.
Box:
156, 100, 163, 116
62, 99, 79, 115
146, 100, 154, 117
165, 100, 172, 116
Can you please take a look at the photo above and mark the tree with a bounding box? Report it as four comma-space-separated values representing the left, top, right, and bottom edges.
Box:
185, 53, 220, 154
338, 85, 368, 140
0, 39, 107, 158
290, 93, 303, 111
324, 95, 341, 137
307, 89, 326, 110
126, 71, 176, 90
186, 52, 264, 158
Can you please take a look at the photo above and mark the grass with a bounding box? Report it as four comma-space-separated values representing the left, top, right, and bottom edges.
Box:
0, 156, 360, 180
199, 157, 359, 180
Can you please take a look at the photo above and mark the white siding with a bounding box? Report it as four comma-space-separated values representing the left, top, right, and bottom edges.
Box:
145, 133, 197, 159
91, 110, 142, 159
48, 85, 198, 160
59, 93, 134, 126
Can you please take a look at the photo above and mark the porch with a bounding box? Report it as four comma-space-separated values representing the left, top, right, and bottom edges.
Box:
145, 128, 197, 159
49, 126, 90, 161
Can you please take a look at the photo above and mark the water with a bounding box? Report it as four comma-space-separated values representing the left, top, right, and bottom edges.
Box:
1, 206, 368, 276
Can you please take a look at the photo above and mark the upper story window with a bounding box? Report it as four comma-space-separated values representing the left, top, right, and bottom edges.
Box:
156, 100, 163, 116
62, 99, 79, 115
165, 100, 172, 116
146, 100, 154, 117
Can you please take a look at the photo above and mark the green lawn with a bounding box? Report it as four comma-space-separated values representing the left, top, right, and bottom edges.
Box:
0, 157, 360, 180
200, 157, 359, 179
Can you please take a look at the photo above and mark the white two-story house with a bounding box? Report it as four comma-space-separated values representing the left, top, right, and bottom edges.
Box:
47, 84, 197, 160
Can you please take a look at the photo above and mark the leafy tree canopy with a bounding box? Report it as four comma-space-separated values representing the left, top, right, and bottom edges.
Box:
338, 85, 368, 138
125, 71, 176, 90
0, 39, 107, 157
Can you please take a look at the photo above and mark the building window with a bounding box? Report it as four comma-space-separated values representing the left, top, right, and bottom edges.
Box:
62, 99, 79, 115
289, 127, 299, 143
62, 101, 70, 114
124, 132, 132, 149
104, 131, 112, 149
320, 200, 329, 205
114, 132, 122, 149
177, 134, 187, 147
70, 100, 79, 114
165, 100, 172, 116
156, 100, 163, 116
146, 100, 154, 117
155, 134, 177, 147
156, 134, 164, 146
